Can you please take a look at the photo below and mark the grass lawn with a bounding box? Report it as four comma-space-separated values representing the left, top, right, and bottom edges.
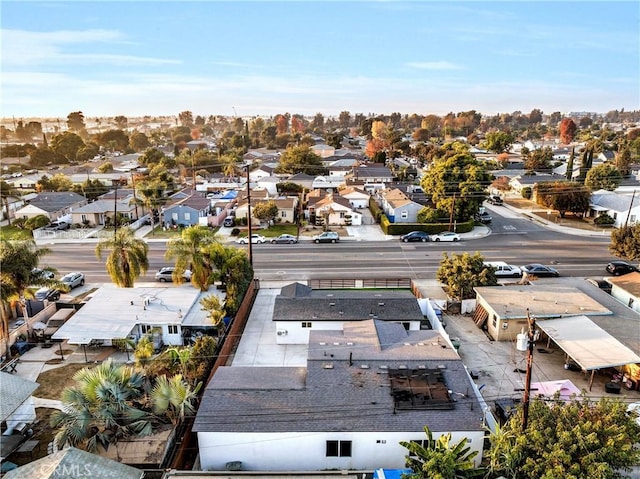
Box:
0, 226, 33, 241
145, 225, 222, 239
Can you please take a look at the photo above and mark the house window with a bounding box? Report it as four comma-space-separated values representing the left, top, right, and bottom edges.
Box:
168, 325, 178, 334
280, 211, 286, 218
629, 298, 635, 308
302, 322, 312, 328
492, 315, 497, 328
184, 212, 191, 221
326, 440, 352, 457
340, 211, 345, 218
172, 213, 178, 221
81, 214, 87, 222
401, 210, 408, 219
630, 215, 636, 223
140, 324, 152, 334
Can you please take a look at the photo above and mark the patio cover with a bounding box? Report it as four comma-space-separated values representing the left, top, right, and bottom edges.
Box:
537, 315, 640, 371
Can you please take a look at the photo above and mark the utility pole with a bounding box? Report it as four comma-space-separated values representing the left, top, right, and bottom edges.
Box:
112, 180, 119, 238
624, 190, 637, 228
130, 171, 139, 219
520, 309, 537, 432
448, 192, 456, 232
245, 164, 253, 267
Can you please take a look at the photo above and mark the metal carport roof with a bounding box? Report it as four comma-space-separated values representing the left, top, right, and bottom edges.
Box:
537, 315, 640, 371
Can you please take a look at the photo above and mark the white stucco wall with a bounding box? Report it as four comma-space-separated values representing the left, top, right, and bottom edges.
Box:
610, 285, 640, 314
198, 430, 485, 471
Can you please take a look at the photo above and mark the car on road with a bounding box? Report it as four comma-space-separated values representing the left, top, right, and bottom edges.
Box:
223, 217, 235, 227
484, 261, 522, 278
474, 211, 492, 224
400, 231, 430, 243
487, 195, 504, 206
271, 234, 298, 244
45, 220, 70, 230
520, 263, 560, 277
155, 267, 192, 282
313, 231, 340, 243
34, 287, 61, 302
430, 232, 460, 242
60, 272, 85, 289
236, 234, 266, 244
605, 260, 638, 276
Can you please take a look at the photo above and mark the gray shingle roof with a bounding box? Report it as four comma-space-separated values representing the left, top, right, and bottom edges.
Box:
4, 447, 143, 479
0, 372, 39, 422
273, 287, 423, 321
28, 192, 86, 213
193, 320, 483, 434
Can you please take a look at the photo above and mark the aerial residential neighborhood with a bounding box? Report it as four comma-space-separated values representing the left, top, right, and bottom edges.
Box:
1, 1, 640, 478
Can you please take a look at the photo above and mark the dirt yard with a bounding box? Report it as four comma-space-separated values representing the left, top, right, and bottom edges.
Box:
34, 362, 92, 399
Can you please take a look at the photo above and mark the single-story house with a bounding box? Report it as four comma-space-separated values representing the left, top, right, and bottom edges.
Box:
14, 192, 88, 221
311, 143, 336, 158
508, 174, 566, 194
349, 164, 396, 184
162, 190, 212, 227
312, 175, 346, 191
235, 196, 299, 225
193, 319, 486, 471
307, 193, 362, 226
588, 190, 640, 226
68, 172, 131, 186
377, 188, 423, 223
71, 198, 140, 226
286, 172, 316, 191
272, 283, 426, 344
53, 285, 202, 349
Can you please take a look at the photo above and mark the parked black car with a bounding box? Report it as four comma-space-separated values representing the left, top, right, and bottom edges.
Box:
400, 231, 430, 243
34, 287, 61, 301
606, 261, 638, 276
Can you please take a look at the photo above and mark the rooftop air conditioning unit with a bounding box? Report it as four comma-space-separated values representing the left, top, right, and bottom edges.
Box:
277, 330, 287, 336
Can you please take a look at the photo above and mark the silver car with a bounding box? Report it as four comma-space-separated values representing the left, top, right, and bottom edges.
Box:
60, 272, 85, 289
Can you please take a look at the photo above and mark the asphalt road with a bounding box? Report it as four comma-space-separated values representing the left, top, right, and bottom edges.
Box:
41, 216, 616, 284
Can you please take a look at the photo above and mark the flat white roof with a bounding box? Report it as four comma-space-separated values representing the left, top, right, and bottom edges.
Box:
53, 285, 201, 344
537, 315, 640, 370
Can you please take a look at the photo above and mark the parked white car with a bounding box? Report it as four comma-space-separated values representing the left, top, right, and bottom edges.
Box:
430, 232, 460, 242
236, 234, 266, 244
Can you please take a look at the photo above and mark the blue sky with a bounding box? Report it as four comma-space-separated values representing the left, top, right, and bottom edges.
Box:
1, 1, 638, 119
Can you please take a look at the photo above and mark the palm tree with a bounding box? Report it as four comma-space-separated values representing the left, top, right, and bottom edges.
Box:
165, 225, 217, 291
0, 240, 59, 356
136, 179, 167, 235
51, 359, 154, 452
400, 426, 483, 479
0, 180, 20, 226
95, 227, 149, 287
151, 374, 201, 425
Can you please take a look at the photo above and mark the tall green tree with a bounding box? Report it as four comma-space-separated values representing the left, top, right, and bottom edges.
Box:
66, 111, 86, 132
482, 131, 514, 153
95, 227, 149, 287
585, 164, 622, 191
486, 396, 640, 479
165, 226, 218, 291
205, 243, 253, 315
252, 200, 279, 226
610, 224, 640, 262
275, 145, 324, 175
436, 252, 497, 300
535, 181, 591, 218
51, 131, 85, 163
400, 426, 482, 479
421, 152, 491, 222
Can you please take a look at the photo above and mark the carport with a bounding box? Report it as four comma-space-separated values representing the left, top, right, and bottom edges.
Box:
537, 315, 640, 390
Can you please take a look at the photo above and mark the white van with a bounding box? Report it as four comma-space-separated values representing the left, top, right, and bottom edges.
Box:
484, 261, 522, 278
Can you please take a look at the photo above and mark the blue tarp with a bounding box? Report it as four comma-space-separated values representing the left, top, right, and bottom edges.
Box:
373, 469, 412, 479
221, 191, 237, 200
